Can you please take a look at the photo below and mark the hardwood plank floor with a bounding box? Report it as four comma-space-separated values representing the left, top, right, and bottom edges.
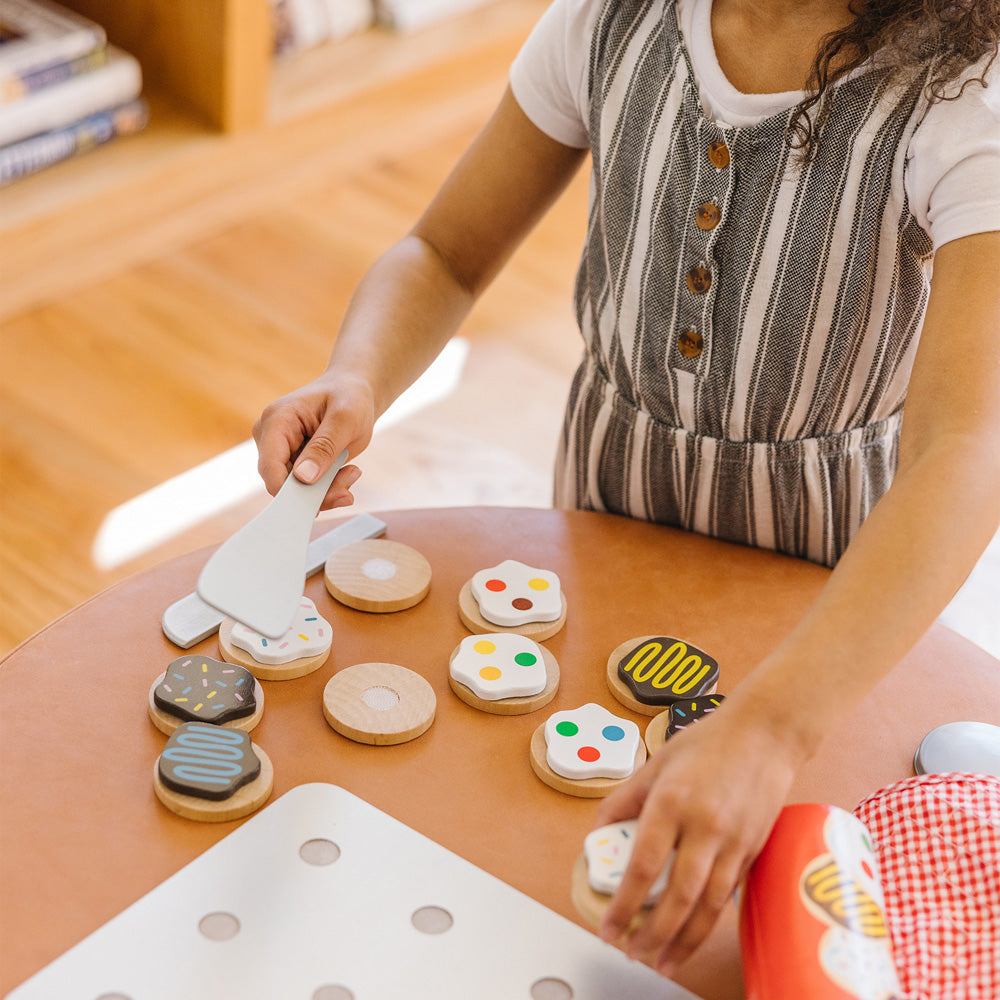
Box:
0, 0, 588, 656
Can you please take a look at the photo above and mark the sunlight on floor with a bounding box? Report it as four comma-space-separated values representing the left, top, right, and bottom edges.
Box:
90, 339, 471, 570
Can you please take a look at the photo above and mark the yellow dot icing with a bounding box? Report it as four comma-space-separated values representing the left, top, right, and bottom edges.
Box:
474, 640, 497, 654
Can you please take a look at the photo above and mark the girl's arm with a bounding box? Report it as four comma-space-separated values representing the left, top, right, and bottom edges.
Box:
595, 230, 1000, 976
253, 86, 586, 506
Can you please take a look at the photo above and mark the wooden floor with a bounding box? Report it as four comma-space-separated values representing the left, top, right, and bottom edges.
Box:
0, 0, 589, 657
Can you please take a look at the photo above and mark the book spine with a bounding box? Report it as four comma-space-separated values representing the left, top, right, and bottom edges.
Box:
0, 96, 147, 186
0, 45, 107, 101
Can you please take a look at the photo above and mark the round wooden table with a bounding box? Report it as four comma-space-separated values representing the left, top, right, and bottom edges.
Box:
2, 506, 998, 999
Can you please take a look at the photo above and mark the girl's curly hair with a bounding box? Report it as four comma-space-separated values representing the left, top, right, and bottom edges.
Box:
791, 0, 1000, 159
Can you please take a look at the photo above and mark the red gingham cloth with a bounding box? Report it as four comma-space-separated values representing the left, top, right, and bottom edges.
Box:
853, 773, 1000, 1000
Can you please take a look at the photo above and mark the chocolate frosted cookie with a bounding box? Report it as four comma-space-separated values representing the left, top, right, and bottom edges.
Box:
157, 722, 261, 801
153, 656, 257, 725
607, 635, 719, 715
666, 695, 724, 737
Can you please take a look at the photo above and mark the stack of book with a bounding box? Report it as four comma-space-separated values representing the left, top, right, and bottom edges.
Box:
0, 0, 147, 186
272, 0, 375, 57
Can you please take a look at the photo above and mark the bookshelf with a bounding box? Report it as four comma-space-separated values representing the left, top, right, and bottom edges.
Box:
51, 0, 273, 131
0, 0, 545, 322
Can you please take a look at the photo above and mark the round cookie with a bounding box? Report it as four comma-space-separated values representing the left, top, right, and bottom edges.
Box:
324, 538, 431, 613
643, 695, 725, 756
448, 634, 559, 716
529, 704, 647, 798
153, 722, 273, 822
219, 595, 331, 681
572, 819, 671, 929
458, 582, 567, 641
148, 656, 264, 736
606, 635, 719, 716
323, 662, 436, 745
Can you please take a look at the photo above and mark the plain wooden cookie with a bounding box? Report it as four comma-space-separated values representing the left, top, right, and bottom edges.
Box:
529, 722, 646, 798
458, 580, 567, 641
219, 616, 330, 680
153, 744, 274, 823
147, 670, 264, 736
448, 637, 560, 716
324, 539, 431, 613
606, 635, 719, 716
323, 662, 436, 745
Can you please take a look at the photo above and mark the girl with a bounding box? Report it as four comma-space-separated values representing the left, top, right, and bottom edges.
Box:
254, 0, 1000, 978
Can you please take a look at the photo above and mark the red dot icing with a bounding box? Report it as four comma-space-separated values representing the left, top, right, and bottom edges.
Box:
577, 746, 600, 763
485, 579, 506, 592
861, 860, 874, 880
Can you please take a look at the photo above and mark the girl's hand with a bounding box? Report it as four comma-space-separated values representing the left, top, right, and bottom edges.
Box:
252, 369, 375, 510
594, 704, 802, 977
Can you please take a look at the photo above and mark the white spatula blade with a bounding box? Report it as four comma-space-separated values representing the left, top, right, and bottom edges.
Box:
196, 452, 346, 638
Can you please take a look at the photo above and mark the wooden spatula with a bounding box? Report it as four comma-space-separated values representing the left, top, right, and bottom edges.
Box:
196, 450, 347, 638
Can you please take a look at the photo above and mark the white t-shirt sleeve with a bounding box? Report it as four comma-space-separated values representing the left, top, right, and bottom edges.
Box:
508, 0, 599, 149
907, 55, 1000, 248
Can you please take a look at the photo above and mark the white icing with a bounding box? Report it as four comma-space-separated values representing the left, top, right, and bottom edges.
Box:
584, 820, 670, 903
470, 559, 562, 626
544, 703, 640, 780
361, 557, 398, 581
450, 633, 547, 700
231, 597, 332, 665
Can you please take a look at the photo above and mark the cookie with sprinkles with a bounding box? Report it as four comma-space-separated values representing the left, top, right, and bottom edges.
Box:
571, 820, 671, 930
219, 595, 332, 680
458, 559, 567, 641
148, 655, 264, 736
644, 695, 725, 754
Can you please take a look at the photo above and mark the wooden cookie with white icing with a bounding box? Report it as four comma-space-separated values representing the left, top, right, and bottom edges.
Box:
530, 703, 646, 798
448, 633, 559, 715
459, 559, 567, 641
324, 538, 431, 613
571, 820, 671, 930
219, 595, 331, 680
148, 655, 263, 735
153, 722, 273, 822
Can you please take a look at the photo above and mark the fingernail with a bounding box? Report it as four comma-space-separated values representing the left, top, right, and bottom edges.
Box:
295, 459, 319, 483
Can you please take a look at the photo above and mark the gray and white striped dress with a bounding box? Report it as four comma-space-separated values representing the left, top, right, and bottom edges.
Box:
553, 0, 935, 566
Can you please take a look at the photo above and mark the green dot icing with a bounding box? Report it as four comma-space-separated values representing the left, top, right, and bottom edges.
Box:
514, 652, 538, 666
555, 720, 579, 737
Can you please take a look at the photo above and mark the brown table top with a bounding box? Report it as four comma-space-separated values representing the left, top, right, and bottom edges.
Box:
2, 506, 999, 1000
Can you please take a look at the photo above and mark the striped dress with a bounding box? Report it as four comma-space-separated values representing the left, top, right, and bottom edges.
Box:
553, 0, 936, 566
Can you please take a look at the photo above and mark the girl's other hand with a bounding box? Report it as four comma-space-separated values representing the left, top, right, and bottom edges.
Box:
594, 703, 802, 977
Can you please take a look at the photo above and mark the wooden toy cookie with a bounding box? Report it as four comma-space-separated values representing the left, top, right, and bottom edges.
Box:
153, 722, 273, 822
448, 633, 559, 715
571, 819, 670, 930
148, 655, 264, 736
530, 703, 646, 798
606, 635, 719, 716
324, 538, 431, 613
644, 695, 725, 755
219, 596, 332, 680
458, 559, 567, 641
323, 662, 436, 745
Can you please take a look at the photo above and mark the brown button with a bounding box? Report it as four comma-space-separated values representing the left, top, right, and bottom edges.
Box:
686, 266, 712, 295
678, 330, 704, 358
708, 141, 730, 169
696, 202, 721, 231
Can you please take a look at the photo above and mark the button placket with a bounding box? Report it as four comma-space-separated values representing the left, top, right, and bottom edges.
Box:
673, 124, 733, 373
